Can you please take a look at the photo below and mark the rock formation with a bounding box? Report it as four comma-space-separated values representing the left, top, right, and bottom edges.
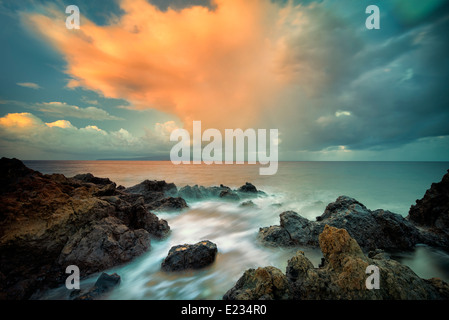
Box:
408, 169, 449, 242
75, 272, 121, 300
258, 196, 446, 251
0, 158, 170, 299
178, 182, 265, 201
125, 179, 188, 211
161, 240, 218, 272
226, 225, 449, 300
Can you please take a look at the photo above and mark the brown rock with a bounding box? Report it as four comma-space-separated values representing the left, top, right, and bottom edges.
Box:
223, 266, 291, 300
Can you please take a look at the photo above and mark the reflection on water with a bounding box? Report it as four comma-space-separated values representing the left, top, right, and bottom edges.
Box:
392, 245, 449, 283
27, 161, 449, 299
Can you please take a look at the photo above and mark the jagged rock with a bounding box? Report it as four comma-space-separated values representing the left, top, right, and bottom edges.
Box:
125, 180, 178, 203
177, 185, 204, 200
75, 272, 121, 300
0, 157, 35, 193
258, 196, 424, 252
280, 211, 316, 245
409, 170, 449, 236
286, 225, 449, 300
257, 226, 295, 247
238, 182, 258, 193
58, 216, 151, 273
219, 189, 240, 201
223, 266, 291, 300
146, 196, 188, 212
125, 180, 187, 211
0, 158, 169, 299
227, 225, 449, 300
72, 173, 113, 186
178, 183, 265, 201
161, 240, 218, 272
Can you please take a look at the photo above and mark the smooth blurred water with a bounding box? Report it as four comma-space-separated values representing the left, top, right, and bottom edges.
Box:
25, 161, 449, 299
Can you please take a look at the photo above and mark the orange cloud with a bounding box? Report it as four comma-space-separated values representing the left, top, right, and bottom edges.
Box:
0, 113, 42, 128
24, 0, 329, 132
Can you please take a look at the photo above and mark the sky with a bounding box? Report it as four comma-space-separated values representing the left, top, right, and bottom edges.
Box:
0, 0, 448, 161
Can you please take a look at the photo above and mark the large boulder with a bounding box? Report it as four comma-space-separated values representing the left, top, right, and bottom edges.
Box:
287, 225, 449, 300
223, 266, 291, 300
161, 241, 218, 272
58, 216, 151, 273
125, 180, 187, 212
146, 196, 188, 212
227, 225, 449, 300
178, 183, 265, 201
75, 272, 121, 300
0, 158, 169, 299
408, 170, 449, 235
125, 180, 177, 203
258, 196, 424, 252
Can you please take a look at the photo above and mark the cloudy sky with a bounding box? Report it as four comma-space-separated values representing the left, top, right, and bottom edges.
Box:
0, 0, 448, 160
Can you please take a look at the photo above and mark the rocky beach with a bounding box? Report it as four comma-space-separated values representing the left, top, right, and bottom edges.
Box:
0, 157, 448, 300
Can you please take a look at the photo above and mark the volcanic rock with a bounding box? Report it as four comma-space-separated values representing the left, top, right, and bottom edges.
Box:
161, 240, 218, 272
408, 170, 449, 238
258, 196, 423, 251
0, 158, 169, 299
75, 272, 121, 300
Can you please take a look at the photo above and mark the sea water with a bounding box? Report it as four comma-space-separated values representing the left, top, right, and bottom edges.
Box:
24, 161, 449, 299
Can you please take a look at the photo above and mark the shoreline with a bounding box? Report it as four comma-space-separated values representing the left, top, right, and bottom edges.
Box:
1, 157, 448, 300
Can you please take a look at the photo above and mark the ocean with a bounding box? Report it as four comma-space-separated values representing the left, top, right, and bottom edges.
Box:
24, 160, 449, 300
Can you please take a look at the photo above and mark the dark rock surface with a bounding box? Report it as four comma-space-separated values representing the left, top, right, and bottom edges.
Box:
238, 182, 258, 193
145, 196, 188, 212
226, 225, 449, 300
125, 179, 186, 211
178, 183, 265, 201
258, 196, 443, 252
409, 170, 449, 239
223, 266, 291, 300
219, 189, 240, 201
288, 225, 449, 300
75, 272, 121, 300
0, 158, 169, 299
161, 240, 218, 272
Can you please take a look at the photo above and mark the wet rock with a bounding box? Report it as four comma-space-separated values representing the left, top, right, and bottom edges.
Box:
125, 179, 178, 203
75, 272, 121, 300
257, 226, 295, 247
240, 200, 257, 208
146, 196, 188, 212
219, 189, 240, 201
125, 180, 187, 212
178, 183, 266, 201
238, 182, 258, 193
161, 240, 218, 272
228, 225, 449, 300
258, 196, 424, 252
287, 225, 449, 300
58, 216, 151, 273
0, 158, 169, 299
178, 185, 204, 200
223, 266, 291, 300
280, 211, 316, 246
408, 170, 449, 238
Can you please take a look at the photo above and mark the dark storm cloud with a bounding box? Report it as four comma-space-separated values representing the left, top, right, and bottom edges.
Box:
272, 0, 449, 155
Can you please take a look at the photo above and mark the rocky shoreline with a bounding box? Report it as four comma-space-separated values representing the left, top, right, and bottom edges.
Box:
0, 157, 448, 300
